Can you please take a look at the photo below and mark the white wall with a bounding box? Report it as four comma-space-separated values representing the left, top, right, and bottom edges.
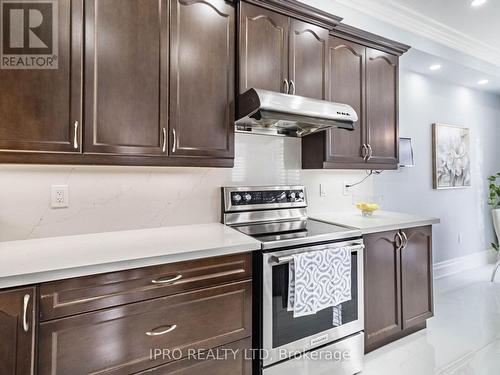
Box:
0, 134, 370, 242
374, 69, 500, 262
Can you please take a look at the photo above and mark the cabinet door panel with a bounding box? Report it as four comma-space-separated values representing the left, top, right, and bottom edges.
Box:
0, 0, 82, 153
170, 0, 235, 158
84, 0, 167, 156
326, 37, 365, 164
135, 338, 252, 374
364, 230, 402, 350
38, 281, 251, 375
366, 49, 398, 165
401, 226, 434, 329
289, 19, 328, 100
0, 287, 36, 375
239, 3, 289, 94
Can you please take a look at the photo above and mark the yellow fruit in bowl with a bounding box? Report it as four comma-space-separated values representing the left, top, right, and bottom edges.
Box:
356, 202, 380, 212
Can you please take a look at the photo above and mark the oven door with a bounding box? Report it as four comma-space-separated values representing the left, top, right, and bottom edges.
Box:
262, 239, 364, 367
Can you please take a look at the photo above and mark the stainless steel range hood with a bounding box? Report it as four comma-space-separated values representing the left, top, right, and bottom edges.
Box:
235, 89, 358, 137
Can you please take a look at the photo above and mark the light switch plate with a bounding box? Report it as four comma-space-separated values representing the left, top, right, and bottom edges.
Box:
51, 185, 69, 208
320, 183, 327, 197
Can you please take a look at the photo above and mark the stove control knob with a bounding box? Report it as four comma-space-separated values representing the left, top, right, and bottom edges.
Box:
289, 192, 296, 200
233, 194, 242, 203
244, 193, 252, 202
298, 191, 305, 199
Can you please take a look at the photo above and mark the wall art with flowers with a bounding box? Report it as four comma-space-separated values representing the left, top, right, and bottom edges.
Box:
432, 123, 471, 189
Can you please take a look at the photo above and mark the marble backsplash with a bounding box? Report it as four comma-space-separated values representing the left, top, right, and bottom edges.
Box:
0, 134, 371, 242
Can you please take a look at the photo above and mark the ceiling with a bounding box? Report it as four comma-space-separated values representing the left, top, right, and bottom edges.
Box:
395, 0, 500, 49
316, 0, 500, 93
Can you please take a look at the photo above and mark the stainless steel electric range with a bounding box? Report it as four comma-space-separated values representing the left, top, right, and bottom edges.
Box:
222, 185, 365, 375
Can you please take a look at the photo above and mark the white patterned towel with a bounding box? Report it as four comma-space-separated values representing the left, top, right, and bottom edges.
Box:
288, 247, 352, 323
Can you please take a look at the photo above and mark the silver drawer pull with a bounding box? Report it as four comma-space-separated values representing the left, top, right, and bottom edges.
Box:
151, 274, 182, 285
367, 144, 373, 160
362, 144, 368, 161
73, 121, 79, 149
146, 324, 177, 336
283, 79, 289, 94
289, 80, 296, 95
162, 128, 167, 153
401, 231, 408, 250
172, 129, 177, 153
23, 294, 30, 332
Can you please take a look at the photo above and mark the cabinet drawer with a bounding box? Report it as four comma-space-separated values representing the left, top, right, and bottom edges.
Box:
38, 280, 252, 375
39, 253, 251, 320
137, 338, 252, 375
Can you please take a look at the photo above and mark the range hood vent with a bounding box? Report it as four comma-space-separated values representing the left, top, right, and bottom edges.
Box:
235, 89, 358, 138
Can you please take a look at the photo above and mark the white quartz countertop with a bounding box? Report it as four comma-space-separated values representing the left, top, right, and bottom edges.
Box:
311, 210, 440, 235
0, 223, 261, 289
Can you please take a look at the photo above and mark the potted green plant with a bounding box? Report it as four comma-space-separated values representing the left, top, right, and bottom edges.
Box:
488, 173, 500, 251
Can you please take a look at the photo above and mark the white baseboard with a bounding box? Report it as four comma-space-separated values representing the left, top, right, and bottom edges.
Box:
433, 249, 498, 280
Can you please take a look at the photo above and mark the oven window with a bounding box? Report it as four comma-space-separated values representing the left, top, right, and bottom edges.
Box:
272, 252, 358, 348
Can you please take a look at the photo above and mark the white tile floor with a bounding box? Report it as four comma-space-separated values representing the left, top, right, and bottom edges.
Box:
361, 265, 500, 375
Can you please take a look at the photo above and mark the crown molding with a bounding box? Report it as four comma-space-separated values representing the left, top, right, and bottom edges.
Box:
241, 0, 342, 30
332, 24, 411, 56
334, 0, 500, 67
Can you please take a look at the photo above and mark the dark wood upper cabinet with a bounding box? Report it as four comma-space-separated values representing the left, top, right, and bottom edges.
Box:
84, 0, 168, 156
363, 230, 402, 352
324, 36, 365, 165
239, 2, 289, 94
364, 226, 434, 353
0, 0, 82, 153
0, 287, 36, 375
365, 48, 399, 166
401, 226, 434, 330
302, 26, 409, 170
288, 19, 329, 100
238, 3, 329, 99
169, 0, 235, 159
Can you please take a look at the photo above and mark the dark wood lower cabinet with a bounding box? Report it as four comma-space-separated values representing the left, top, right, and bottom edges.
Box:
38, 280, 251, 374
364, 230, 402, 351
401, 226, 434, 330
0, 287, 37, 375
136, 338, 252, 375
364, 226, 434, 353
39, 253, 252, 321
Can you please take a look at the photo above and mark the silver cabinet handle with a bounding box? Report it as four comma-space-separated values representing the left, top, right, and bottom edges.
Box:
283, 79, 289, 94
23, 294, 30, 332
362, 144, 368, 161
289, 80, 296, 95
73, 121, 79, 149
367, 144, 373, 161
151, 274, 182, 285
162, 128, 167, 153
395, 232, 403, 251
401, 231, 408, 250
172, 129, 177, 153
146, 324, 177, 336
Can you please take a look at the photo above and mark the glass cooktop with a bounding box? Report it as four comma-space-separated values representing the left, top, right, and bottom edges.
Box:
233, 219, 361, 250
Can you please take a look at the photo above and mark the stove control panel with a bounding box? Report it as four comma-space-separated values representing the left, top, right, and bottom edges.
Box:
230, 189, 305, 206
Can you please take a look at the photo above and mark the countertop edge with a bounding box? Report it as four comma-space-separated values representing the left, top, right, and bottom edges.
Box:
0, 241, 261, 289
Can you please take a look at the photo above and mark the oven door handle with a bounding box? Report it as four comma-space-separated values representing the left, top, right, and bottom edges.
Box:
272, 244, 365, 265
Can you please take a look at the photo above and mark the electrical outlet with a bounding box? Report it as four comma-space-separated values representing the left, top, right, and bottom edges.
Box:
458, 233, 463, 244
51, 185, 69, 208
320, 183, 327, 197
343, 182, 350, 196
